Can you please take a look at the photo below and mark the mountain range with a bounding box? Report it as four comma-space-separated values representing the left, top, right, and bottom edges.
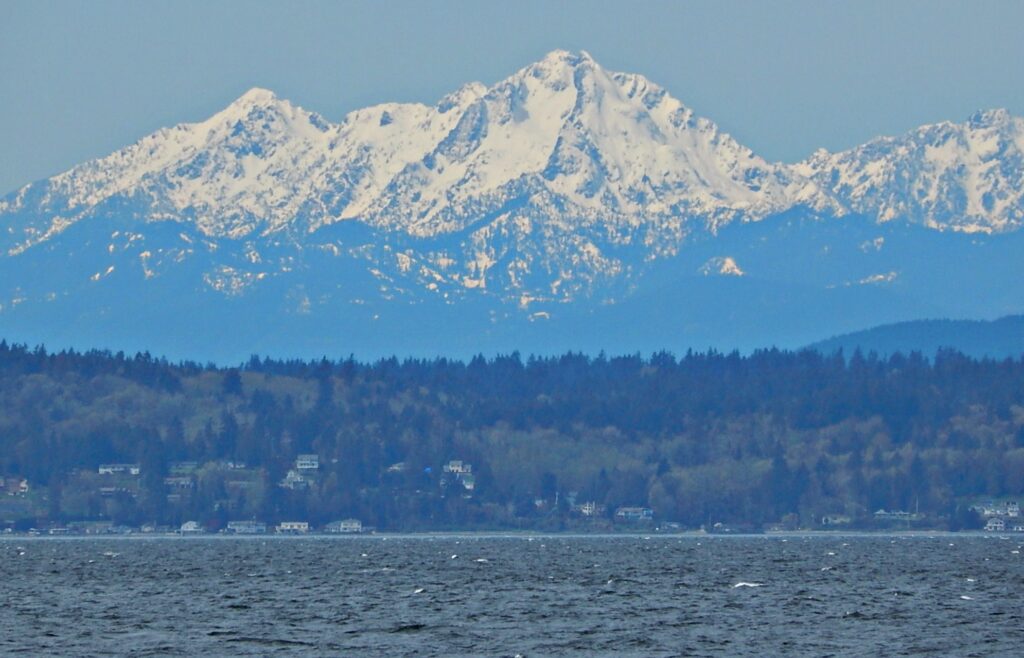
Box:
2, 50, 1023, 361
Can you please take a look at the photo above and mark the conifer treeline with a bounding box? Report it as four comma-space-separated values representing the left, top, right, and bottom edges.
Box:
1, 340, 1021, 529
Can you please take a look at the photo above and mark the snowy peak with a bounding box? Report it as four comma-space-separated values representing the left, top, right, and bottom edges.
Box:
436, 81, 488, 113
2, 50, 1024, 270
0, 85, 339, 250
228, 86, 279, 107
362, 49, 827, 236
0, 49, 839, 252
801, 109, 1024, 232
968, 107, 1012, 129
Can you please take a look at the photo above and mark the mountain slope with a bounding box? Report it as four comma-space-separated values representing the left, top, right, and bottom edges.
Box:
1, 50, 1024, 360
796, 109, 1024, 233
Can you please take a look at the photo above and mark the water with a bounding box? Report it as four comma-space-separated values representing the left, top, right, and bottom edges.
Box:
2, 534, 1022, 656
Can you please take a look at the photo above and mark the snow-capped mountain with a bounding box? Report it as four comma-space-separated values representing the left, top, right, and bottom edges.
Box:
797, 108, 1024, 233
0, 50, 840, 299
1, 50, 1023, 360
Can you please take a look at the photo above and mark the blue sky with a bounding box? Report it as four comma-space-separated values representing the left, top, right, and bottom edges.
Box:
2, 0, 1023, 194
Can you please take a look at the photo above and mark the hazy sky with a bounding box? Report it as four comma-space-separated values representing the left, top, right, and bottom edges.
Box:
2, 0, 1023, 193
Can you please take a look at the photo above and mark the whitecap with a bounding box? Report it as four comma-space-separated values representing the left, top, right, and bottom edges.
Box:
733, 582, 764, 588
960, 595, 974, 600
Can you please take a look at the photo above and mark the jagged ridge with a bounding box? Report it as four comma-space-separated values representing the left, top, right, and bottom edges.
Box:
1, 49, 1022, 307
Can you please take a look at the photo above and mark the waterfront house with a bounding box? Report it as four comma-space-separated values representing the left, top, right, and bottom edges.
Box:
276, 521, 310, 534
985, 517, 1006, 532
226, 520, 267, 534
325, 519, 363, 533
972, 500, 1020, 518
179, 521, 203, 534
615, 507, 654, 522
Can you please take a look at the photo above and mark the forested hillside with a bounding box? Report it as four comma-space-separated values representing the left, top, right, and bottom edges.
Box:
808, 315, 1024, 360
2, 341, 1022, 531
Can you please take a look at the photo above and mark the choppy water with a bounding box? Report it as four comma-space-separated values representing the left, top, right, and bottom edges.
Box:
2, 534, 1022, 656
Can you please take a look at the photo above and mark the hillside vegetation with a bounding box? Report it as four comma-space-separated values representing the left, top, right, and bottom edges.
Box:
2, 341, 1022, 531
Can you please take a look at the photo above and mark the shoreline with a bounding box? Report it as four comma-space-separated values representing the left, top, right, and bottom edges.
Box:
0, 529, 1013, 540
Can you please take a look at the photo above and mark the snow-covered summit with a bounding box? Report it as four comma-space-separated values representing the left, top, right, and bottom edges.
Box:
0, 50, 836, 253
1, 85, 337, 249
361, 48, 835, 236
1, 50, 1023, 291
797, 109, 1024, 233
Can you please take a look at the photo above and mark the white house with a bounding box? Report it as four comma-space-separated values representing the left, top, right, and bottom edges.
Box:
295, 454, 319, 471
985, 517, 1006, 532
326, 519, 363, 533
179, 521, 203, 534
276, 521, 310, 534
